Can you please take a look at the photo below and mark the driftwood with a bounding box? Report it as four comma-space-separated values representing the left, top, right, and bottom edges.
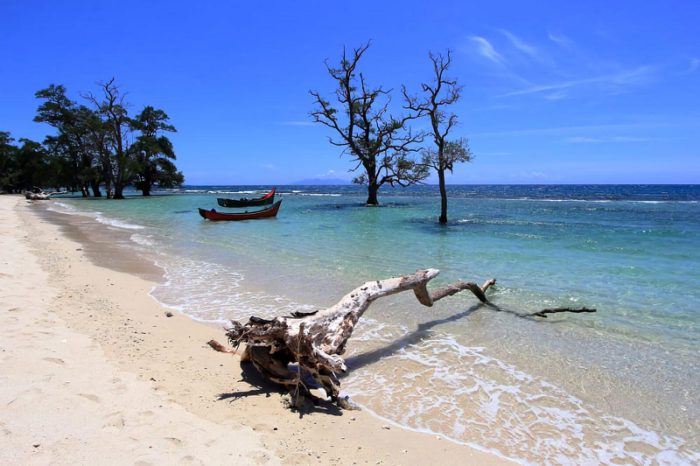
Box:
207, 339, 234, 353
225, 269, 595, 409
24, 190, 64, 200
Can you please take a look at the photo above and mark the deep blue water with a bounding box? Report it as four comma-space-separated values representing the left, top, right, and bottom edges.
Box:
49, 184, 700, 465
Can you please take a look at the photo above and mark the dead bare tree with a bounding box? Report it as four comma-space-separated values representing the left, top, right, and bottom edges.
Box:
310, 43, 427, 206
84, 79, 133, 199
404, 50, 472, 224
223, 268, 594, 410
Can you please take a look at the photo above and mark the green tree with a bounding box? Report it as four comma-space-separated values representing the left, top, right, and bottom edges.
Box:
34, 85, 103, 196
311, 43, 426, 206
131, 106, 183, 195
0, 132, 20, 192
404, 51, 472, 224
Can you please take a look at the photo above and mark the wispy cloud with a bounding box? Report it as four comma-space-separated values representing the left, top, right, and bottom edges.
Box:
260, 163, 276, 170
465, 30, 656, 101
499, 29, 542, 61
469, 36, 505, 65
688, 58, 700, 73
499, 65, 655, 97
547, 31, 574, 49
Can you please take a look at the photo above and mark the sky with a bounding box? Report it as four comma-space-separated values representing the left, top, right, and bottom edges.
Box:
1, 0, 698, 184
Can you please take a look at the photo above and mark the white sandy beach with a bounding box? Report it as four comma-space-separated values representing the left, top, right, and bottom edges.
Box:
0, 195, 511, 465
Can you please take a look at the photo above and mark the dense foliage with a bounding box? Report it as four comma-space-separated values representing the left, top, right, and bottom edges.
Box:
0, 80, 183, 197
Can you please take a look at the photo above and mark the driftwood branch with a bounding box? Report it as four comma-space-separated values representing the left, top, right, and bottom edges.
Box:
224, 269, 595, 409
25, 190, 64, 200
529, 307, 597, 318
207, 339, 234, 353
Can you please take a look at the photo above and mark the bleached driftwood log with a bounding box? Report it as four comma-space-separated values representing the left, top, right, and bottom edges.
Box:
226, 269, 498, 408
224, 268, 596, 409
24, 190, 64, 200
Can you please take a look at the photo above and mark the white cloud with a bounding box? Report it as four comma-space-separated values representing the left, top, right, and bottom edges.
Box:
500, 29, 542, 61
469, 36, 505, 65
688, 58, 700, 73
260, 163, 276, 170
500, 65, 655, 98
315, 169, 337, 178
547, 31, 573, 49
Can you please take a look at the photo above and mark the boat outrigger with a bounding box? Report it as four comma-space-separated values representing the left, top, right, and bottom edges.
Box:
198, 200, 282, 221
217, 187, 276, 207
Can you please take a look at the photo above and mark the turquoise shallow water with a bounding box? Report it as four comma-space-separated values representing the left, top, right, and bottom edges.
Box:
50, 185, 700, 465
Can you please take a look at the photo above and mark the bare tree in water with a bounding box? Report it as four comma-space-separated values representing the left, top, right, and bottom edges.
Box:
311, 43, 427, 205
404, 50, 472, 223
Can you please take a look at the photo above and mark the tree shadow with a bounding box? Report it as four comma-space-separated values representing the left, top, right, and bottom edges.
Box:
344, 303, 485, 374
217, 361, 282, 401
217, 360, 344, 418
344, 299, 585, 374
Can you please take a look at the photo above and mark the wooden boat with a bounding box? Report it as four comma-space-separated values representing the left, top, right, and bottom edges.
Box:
217, 187, 276, 207
198, 200, 282, 221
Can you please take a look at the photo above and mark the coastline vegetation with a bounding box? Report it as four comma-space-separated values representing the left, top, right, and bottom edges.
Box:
1, 79, 183, 199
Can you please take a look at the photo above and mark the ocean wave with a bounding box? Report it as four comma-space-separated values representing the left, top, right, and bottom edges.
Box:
94, 214, 144, 230
130, 233, 157, 247
46, 201, 145, 230
344, 330, 698, 465
46, 201, 83, 215
149, 257, 315, 323
278, 192, 342, 197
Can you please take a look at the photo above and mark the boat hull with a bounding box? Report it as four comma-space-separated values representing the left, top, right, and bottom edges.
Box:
217, 187, 276, 207
198, 200, 282, 221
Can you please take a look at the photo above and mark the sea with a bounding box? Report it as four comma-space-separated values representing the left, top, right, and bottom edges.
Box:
45, 184, 700, 465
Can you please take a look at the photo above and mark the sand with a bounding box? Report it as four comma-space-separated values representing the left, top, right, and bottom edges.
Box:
0, 195, 512, 465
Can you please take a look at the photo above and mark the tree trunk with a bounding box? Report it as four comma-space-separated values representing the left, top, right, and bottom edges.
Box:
438, 168, 448, 224
104, 177, 113, 199
113, 184, 125, 200
90, 180, 102, 197
140, 175, 152, 196
366, 182, 379, 206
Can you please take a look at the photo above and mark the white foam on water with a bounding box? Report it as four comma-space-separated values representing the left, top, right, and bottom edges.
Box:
343, 328, 699, 465
149, 256, 315, 324
130, 233, 157, 247
94, 213, 144, 230
47, 201, 146, 231
47, 201, 80, 214
275, 192, 343, 197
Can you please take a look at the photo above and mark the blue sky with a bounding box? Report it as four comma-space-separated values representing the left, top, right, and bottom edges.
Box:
1, 0, 698, 184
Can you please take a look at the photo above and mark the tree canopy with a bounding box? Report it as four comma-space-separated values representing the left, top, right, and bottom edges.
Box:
0, 80, 184, 197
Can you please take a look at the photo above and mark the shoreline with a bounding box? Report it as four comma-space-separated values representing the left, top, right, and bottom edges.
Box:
1, 195, 511, 465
